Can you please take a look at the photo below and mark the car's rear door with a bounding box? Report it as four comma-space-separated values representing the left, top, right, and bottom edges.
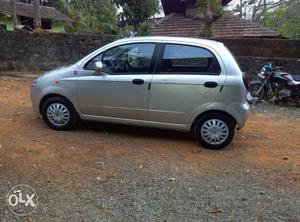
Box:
148, 43, 226, 125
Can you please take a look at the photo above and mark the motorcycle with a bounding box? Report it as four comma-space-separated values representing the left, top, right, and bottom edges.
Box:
246, 63, 300, 106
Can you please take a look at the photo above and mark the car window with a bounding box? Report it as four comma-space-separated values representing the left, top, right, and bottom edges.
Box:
102, 43, 156, 74
160, 44, 221, 75
84, 53, 103, 70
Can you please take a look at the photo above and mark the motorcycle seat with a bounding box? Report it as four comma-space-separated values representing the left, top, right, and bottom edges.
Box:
292, 75, 300, 81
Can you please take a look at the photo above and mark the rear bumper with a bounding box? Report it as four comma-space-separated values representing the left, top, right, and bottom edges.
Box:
226, 102, 250, 129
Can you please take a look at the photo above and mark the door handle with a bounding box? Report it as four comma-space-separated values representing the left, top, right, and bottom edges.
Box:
204, 81, 218, 88
132, 79, 145, 85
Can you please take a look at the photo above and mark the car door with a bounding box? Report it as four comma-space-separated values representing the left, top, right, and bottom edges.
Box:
77, 43, 157, 120
148, 43, 226, 125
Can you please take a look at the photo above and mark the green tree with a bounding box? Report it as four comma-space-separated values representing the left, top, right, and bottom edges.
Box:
19, 0, 119, 34
262, 1, 300, 39
198, 0, 224, 37
62, 0, 119, 34
114, 0, 159, 35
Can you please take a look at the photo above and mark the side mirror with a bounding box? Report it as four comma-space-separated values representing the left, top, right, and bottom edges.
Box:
94, 61, 104, 76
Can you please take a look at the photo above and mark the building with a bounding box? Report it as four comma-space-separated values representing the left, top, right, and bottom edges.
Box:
0, 0, 72, 32
150, 0, 282, 38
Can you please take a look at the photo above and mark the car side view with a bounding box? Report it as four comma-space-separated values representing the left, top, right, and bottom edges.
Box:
31, 36, 250, 149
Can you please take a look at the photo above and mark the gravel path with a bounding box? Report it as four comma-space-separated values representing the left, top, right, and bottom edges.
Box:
0, 79, 299, 221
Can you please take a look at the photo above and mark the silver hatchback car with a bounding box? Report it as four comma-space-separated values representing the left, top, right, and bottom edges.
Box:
31, 36, 250, 149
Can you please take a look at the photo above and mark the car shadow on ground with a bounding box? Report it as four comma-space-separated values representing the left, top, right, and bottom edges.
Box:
77, 120, 194, 142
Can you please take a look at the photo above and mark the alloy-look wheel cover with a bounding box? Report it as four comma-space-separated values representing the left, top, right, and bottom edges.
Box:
200, 119, 229, 145
46, 103, 70, 127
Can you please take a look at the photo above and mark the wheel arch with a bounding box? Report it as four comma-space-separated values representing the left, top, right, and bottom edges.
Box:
39, 94, 75, 113
191, 110, 237, 131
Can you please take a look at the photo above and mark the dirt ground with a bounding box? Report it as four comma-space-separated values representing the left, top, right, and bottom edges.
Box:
0, 79, 299, 221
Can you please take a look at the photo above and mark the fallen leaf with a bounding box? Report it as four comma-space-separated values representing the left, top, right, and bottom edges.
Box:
211, 207, 223, 214
168, 177, 176, 181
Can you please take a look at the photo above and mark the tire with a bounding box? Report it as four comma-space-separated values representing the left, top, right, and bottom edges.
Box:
41, 96, 78, 130
247, 82, 265, 104
193, 113, 235, 150
293, 95, 300, 107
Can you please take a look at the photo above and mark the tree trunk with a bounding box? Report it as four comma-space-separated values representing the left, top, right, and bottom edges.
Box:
11, 0, 17, 30
203, 0, 212, 37
33, 0, 41, 29
239, 0, 243, 17
203, 19, 213, 37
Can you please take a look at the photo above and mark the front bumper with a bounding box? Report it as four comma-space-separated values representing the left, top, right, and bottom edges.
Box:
30, 85, 42, 115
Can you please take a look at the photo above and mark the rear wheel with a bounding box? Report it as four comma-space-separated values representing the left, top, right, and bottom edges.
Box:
41, 96, 78, 130
293, 95, 300, 107
193, 113, 235, 149
247, 82, 265, 104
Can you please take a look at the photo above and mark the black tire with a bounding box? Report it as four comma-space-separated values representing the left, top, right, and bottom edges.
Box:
193, 113, 235, 150
293, 96, 300, 107
247, 82, 265, 104
41, 96, 79, 130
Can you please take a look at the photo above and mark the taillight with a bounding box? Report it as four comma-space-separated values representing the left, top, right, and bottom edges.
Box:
242, 72, 249, 89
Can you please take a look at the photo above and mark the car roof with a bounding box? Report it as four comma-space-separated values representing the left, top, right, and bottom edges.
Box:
113, 36, 223, 48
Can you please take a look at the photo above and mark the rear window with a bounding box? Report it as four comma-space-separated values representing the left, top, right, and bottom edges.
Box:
159, 44, 221, 75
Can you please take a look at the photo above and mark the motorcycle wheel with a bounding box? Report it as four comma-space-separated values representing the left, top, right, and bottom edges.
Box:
247, 83, 265, 104
293, 95, 300, 107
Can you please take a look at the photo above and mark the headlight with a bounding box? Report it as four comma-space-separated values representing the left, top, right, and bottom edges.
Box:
32, 76, 41, 87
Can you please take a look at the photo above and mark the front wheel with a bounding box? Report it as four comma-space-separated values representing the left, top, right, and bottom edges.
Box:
193, 113, 235, 149
41, 96, 79, 130
247, 82, 265, 104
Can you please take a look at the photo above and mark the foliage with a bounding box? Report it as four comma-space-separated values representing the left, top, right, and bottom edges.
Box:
19, 0, 119, 34
231, 0, 300, 39
262, 1, 300, 39
67, 0, 119, 34
114, 0, 159, 34
62, 0, 119, 34
198, 0, 224, 37
231, 0, 286, 22
17, 0, 159, 35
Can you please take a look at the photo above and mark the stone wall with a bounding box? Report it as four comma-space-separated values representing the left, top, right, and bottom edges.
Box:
0, 32, 117, 71
216, 38, 300, 59
236, 57, 300, 78
216, 38, 300, 78
0, 32, 300, 79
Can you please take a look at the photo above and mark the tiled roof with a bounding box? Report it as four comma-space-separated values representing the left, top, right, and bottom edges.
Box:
150, 13, 282, 38
0, 0, 72, 22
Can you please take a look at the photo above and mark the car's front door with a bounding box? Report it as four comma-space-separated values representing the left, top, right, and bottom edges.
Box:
77, 43, 157, 120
